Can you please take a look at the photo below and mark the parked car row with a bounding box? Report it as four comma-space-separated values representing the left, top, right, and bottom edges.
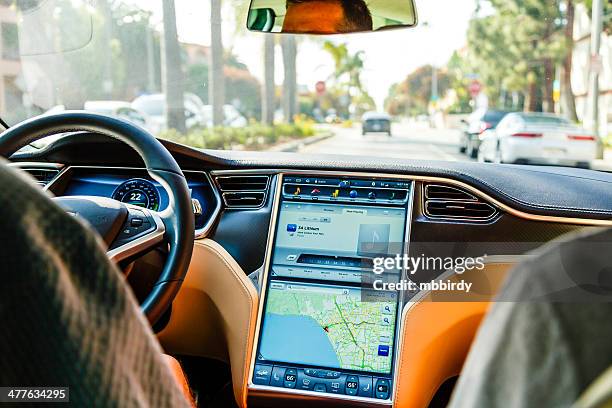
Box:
48, 93, 248, 136
461, 110, 601, 168
83, 101, 160, 134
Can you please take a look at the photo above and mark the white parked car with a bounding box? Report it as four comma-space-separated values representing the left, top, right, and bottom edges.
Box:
83, 101, 158, 134
131, 93, 206, 132
201, 104, 248, 128
478, 112, 601, 168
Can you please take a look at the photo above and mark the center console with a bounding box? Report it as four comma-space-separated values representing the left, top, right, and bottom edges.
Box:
249, 173, 413, 406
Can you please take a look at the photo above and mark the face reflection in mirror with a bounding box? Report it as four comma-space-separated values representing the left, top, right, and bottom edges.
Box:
282, 0, 373, 34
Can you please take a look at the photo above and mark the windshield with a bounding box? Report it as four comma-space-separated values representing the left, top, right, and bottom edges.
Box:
2, 0, 611, 170
482, 111, 509, 125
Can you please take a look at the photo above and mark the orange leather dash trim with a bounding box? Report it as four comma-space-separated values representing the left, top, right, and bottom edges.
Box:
164, 354, 196, 408
393, 263, 515, 408
394, 301, 490, 408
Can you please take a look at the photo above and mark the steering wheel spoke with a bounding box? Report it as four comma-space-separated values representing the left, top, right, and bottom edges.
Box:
107, 205, 166, 263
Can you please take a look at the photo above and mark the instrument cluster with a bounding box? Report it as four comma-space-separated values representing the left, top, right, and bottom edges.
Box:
112, 178, 160, 211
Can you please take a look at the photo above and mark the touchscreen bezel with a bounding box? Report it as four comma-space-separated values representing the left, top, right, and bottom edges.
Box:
248, 171, 415, 405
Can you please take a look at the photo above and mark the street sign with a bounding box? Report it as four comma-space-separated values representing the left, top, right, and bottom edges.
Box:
315, 81, 326, 95
590, 54, 603, 74
469, 80, 482, 97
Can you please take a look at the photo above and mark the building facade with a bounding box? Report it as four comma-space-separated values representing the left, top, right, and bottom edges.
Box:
572, 3, 611, 136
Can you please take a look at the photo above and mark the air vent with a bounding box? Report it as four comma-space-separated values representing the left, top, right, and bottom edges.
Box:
215, 175, 270, 208
216, 175, 269, 191
424, 184, 497, 221
21, 167, 61, 187
425, 184, 476, 201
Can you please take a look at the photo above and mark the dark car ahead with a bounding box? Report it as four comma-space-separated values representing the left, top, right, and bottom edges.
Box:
460, 109, 509, 158
362, 112, 392, 136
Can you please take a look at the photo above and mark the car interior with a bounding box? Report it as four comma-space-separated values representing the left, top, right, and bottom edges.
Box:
1, 0, 612, 407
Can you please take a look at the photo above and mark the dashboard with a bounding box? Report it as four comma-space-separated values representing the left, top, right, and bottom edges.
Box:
9, 133, 612, 408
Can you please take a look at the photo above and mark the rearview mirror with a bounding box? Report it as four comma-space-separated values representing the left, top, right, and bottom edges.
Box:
247, 0, 417, 35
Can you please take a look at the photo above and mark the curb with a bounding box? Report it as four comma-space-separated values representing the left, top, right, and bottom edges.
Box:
267, 131, 334, 152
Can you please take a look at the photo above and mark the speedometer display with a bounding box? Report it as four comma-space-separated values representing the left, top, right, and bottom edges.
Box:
112, 178, 160, 211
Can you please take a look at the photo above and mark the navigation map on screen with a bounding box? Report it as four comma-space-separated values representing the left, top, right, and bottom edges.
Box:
259, 281, 398, 374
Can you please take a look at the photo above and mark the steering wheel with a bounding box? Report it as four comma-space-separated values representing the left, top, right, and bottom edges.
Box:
0, 112, 195, 325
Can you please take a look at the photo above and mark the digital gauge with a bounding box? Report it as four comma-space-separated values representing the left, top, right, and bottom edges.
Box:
112, 178, 160, 211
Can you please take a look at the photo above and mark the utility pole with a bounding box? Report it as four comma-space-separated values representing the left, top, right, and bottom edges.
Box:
431, 66, 438, 103
262, 36, 275, 125
587, 0, 603, 135
430, 65, 438, 128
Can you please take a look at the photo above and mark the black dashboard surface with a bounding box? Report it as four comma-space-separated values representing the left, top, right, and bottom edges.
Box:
11, 133, 612, 220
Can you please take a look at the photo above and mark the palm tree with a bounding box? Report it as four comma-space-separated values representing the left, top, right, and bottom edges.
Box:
161, 0, 185, 132
209, 0, 225, 126
281, 35, 297, 123
323, 41, 367, 116
323, 41, 348, 78
323, 41, 365, 95
261, 35, 275, 125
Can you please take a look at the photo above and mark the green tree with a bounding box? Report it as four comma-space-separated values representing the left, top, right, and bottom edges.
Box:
467, 0, 566, 112
446, 51, 472, 114
322, 41, 373, 116
323, 41, 366, 93
385, 65, 450, 116
225, 65, 261, 119
184, 56, 261, 120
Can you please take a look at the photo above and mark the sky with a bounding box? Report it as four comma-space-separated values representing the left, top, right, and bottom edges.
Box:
130, 0, 476, 109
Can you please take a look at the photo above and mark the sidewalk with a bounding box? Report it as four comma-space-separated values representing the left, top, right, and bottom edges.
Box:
591, 148, 612, 172
266, 127, 334, 152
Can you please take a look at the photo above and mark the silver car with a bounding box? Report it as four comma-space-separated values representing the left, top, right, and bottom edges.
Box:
478, 112, 602, 168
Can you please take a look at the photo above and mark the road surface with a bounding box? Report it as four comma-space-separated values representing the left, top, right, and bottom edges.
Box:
301, 122, 612, 171
301, 122, 470, 162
